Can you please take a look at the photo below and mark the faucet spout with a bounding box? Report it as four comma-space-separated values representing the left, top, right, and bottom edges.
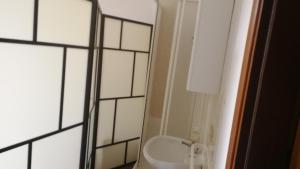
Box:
181, 140, 195, 147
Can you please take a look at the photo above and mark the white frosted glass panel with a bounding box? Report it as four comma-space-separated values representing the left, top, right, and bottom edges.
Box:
0, 145, 28, 169
95, 144, 125, 169
0, 43, 62, 149
103, 18, 121, 48
97, 100, 115, 146
121, 22, 151, 52
100, 50, 134, 98
88, 109, 95, 158
115, 98, 145, 141
127, 139, 140, 163
32, 127, 82, 169
38, 0, 92, 46
62, 48, 88, 127
133, 53, 149, 96
0, 0, 34, 40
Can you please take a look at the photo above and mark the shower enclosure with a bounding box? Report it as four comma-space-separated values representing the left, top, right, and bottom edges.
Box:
0, 0, 153, 169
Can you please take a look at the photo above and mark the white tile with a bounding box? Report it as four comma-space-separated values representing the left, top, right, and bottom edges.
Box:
0, 0, 34, 40
127, 139, 140, 163
97, 100, 115, 146
115, 98, 145, 141
0, 145, 28, 169
133, 53, 149, 96
32, 127, 82, 169
100, 50, 134, 98
103, 18, 121, 48
95, 143, 125, 169
37, 0, 92, 46
62, 48, 88, 128
121, 22, 151, 52
0, 43, 62, 149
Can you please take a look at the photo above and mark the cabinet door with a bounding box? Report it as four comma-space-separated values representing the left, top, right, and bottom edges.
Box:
187, 0, 235, 94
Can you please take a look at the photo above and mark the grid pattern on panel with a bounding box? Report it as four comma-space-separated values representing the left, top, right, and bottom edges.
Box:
92, 15, 153, 169
0, 0, 101, 169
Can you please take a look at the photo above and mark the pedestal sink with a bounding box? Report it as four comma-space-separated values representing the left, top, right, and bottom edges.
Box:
143, 135, 206, 169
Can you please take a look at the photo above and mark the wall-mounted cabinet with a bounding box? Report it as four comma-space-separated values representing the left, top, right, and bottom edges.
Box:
187, 0, 235, 94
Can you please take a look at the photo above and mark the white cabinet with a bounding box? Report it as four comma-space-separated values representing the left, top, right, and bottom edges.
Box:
187, 0, 235, 94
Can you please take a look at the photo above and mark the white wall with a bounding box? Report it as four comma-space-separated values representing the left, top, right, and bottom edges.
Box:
214, 0, 253, 168
98, 0, 157, 24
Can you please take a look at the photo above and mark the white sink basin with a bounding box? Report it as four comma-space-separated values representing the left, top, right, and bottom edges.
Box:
143, 135, 203, 169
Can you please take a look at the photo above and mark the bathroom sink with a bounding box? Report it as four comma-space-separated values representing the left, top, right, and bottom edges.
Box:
143, 135, 205, 169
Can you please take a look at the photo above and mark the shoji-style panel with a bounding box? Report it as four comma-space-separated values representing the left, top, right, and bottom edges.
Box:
0, 0, 101, 169
0, 145, 28, 169
32, 127, 82, 169
0, 43, 63, 149
103, 18, 122, 48
121, 21, 152, 52
0, 0, 34, 40
114, 98, 145, 142
94, 15, 153, 168
127, 139, 140, 163
100, 49, 134, 98
133, 53, 149, 96
95, 143, 126, 169
37, 0, 92, 46
62, 48, 88, 128
97, 100, 115, 146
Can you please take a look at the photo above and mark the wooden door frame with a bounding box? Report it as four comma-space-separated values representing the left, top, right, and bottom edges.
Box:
225, 0, 264, 168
